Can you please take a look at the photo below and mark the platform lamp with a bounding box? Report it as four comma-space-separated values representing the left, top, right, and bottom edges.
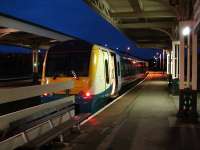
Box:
177, 24, 198, 118
182, 26, 191, 88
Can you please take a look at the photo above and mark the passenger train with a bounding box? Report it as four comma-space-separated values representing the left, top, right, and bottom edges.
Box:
41, 40, 147, 113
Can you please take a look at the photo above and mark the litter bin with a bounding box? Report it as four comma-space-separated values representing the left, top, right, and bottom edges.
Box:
171, 78, 179, 95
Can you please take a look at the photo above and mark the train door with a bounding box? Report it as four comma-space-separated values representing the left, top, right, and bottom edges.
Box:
102, 50, 110, 97
110, 53, 118, 96
116, 54, 122, 92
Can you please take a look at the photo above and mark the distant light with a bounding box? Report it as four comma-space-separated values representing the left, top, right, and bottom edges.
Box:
38, 50, 41, 53
33, 63, 37, 67
43, 93, 48, 96
46, 79, 49, 84
127, 47, 130, 50
105, 44, 108, 47
116, 48, 119, 50
182, 26, 191, 36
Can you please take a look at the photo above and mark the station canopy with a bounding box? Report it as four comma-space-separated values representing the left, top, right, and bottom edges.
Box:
85, 0, 200, 50
85, 0, 180, 49
0, 0, 137, 51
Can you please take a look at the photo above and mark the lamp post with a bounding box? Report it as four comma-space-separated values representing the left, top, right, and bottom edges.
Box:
159, 53, 162, 70
162, 50, 165, 73
182, 26, 191, 88
177, 22, 198, 118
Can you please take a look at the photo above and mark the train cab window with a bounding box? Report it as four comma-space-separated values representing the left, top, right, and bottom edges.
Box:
46, 52, 90, 77
46, 40, 92, 77
105, 60, 109, 84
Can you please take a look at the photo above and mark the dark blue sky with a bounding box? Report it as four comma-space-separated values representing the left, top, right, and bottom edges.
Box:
0, 45, 31, 54
0, 0, 163, 59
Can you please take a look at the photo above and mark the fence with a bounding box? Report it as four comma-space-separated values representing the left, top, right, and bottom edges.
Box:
0, 81, 74, 150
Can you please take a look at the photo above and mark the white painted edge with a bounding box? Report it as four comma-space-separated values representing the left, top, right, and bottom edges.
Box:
0, 15, 73, 41
0, 80, 74, 104
80, 77, 147, 126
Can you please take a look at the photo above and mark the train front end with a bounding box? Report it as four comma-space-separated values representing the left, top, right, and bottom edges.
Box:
41, 40, 93, 105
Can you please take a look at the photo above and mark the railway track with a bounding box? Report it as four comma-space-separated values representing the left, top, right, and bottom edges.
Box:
43, 77, 148, 150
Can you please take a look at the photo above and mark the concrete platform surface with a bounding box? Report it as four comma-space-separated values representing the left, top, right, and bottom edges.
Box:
62, 72, 200, 150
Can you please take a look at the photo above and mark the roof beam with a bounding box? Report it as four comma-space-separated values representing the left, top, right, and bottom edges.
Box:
0, 39, 51, 49
194, 0, 200, 31
0, 28, 18, 34
0, 14, 73, 42
119, 22, 176, 29
111, 11, 177, 19
128, 0, 143, 13
84, 0, 118, 26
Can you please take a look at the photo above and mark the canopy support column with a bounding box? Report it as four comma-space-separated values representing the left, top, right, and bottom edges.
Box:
191, 31, 198, 116
176, 42, 180, 78
167, 51, 170, 74
170, 49, 174, 78
162, 50, 165, 73
177, 21, 198, 118
172, 41, 180, 78
167, 50, 172, 87
32, 46, 39, 84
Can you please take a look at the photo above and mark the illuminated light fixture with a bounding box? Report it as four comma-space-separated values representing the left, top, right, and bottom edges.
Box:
132, 61, 136, 64
46, 79, 49, 84
43, 93, 48, 96
38, 50, 41, 53
33, 63, 37, 67
182, 26, 191, 36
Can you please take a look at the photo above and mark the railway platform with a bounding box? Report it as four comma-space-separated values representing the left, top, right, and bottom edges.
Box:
60, 72, 200, 150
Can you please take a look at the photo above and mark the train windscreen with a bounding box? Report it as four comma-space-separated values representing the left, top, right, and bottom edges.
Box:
46, 40, 92, 77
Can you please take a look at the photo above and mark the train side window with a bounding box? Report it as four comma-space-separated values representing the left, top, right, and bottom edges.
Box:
117, 62, 120, 76
105, 60, 109, 84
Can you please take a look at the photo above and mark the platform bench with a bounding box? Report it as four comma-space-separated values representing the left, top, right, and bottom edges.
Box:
15, 113, 90, 150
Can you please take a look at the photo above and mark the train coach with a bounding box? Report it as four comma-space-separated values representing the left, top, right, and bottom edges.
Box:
41, 40, 147, 113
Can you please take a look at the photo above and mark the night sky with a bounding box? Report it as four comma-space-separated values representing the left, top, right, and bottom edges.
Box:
0, 45, 31, 54
0, 0, 165, 59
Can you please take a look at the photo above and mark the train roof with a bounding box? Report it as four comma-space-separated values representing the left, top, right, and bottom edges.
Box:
49, 40, 147, 63
116, 50, 147, 62
49, 40, 93, 53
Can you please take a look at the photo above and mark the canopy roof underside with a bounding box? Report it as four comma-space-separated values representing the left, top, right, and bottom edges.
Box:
86, 0, 200, 49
